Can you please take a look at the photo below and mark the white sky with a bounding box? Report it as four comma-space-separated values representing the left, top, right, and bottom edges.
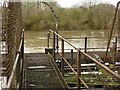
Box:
56, 0, 120, 7
0, 0, 120, 7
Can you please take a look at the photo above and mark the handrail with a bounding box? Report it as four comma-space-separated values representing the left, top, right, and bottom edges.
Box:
7, 53, 20, 88
50, 29, 120, 79
79, 49, 120, 80
49, 30, 119, 52
50, 36, 119, 39
50, 29, 89, 89
7, 29, 24, 88
48, 53, 70, 89
49, 29, 120, 89
58, 52, 89, 89
50, 29, 77, 50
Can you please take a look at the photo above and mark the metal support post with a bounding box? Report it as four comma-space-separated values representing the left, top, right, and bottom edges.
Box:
53, 32, 55, 61
21, 30, 24, 88
77, 49, 81, 90
61, 39, 64, 76
84, 37, 87, 61
47, 32, 50, 48
16, 52, 21, 88
85, 37, 87, 53
70, 49, 73, 66
114, 37, 117, 63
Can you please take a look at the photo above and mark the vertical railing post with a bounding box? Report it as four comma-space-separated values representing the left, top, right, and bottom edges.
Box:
19, 51, 22, 88
16, 52, 21, 88
114, 37, 117, 63
77, 49, 81, 90
84, 37, 87, 62
70, 49, 73, 66
21, 30, 24, 62
21, 30, 24, 88
47, 32, 50, 48
85, 37, 87, 53
53, 32, 55, 61
61, 39, 64, 76
21, 41, 24, 62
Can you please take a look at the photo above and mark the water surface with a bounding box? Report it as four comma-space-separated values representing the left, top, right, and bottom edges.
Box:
24, 30, 116, 53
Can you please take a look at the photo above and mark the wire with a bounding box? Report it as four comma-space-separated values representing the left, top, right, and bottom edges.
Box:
1, 2, 22, 83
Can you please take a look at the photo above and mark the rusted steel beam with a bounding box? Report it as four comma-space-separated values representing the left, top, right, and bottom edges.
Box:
105, 1, 120, 61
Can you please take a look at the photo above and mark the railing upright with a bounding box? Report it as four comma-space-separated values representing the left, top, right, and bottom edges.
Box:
114, 37, 117, 61
70, 49, 73, 66
16, 51, 21, 88
61, 39, 64, 76
53, 32, 55, 61
21, 30, 24, 88
84, 37, 87, 61
85, 37, 87, 53
47, 32, 50, 48
77, 49, 81, 90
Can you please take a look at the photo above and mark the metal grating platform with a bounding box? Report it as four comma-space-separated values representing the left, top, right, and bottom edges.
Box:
24, 53, 67, 89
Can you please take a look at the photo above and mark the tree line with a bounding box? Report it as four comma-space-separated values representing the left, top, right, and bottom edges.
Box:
22, 2, 116, 31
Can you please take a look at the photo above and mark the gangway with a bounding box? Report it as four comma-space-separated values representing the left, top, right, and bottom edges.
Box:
0, 1, 120, 90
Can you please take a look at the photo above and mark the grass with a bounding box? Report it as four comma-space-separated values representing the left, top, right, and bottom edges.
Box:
64, 72, 120, 87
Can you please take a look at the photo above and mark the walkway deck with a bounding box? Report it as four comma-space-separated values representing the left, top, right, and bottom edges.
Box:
24, 53, 67, 89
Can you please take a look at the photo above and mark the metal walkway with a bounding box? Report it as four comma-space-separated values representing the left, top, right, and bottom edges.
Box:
24, 53, 68, 89
1, 1, 120, 90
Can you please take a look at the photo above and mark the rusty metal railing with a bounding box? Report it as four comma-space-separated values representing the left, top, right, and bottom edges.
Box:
47, 32, 119, 53
7, 29, 24, 88
105, 1, 120, 61
1, 1, 23, 89
49, 29, 120, 89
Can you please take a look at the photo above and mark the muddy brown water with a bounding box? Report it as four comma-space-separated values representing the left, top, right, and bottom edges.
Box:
25, 30, 117, 53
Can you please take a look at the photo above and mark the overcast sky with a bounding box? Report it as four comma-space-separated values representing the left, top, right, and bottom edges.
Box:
56, 0, 120, 7
0, 0, 120, 7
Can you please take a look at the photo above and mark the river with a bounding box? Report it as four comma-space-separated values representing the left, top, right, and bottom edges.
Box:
24, 30, 117, 53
